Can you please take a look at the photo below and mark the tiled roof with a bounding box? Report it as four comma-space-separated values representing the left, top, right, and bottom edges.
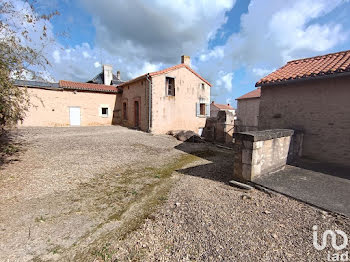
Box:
59, 80, 119, 93
256, 50, 350, 86
236, 88, 261, 100
119, 63, 212, 87
212, 102, 234, 110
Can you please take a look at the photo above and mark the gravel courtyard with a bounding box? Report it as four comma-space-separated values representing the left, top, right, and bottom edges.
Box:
0, 126, 349, 261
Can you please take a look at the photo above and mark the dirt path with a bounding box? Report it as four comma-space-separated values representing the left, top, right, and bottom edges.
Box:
1, 127, 349, 261
105, 146, 350, 262
0, 126, 193, 261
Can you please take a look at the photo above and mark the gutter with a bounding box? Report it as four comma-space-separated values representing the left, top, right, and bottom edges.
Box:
256, 71, 350, 87
146, 73, 152, 132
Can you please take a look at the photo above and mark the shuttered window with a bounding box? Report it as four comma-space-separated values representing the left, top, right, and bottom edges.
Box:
196, 102, 210, 117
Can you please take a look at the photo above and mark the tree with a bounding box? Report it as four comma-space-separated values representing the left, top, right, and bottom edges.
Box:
0, 0, 58, 131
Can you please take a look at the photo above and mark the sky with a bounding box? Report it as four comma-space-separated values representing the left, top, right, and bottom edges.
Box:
8, 0, 350, 106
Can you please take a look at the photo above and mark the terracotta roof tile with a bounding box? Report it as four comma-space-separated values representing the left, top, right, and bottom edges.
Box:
256, 50, 350, 86
236, 88, 261, 100
119, 63, 212, 87
211, 102, 234, 110
59, 80, 119, 93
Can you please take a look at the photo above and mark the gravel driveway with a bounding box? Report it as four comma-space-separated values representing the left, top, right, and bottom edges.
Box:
0, 126, 349, 261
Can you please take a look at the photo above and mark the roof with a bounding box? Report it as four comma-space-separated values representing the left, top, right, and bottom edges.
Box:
256, 50, 350, 86
119, 63, 212, 87
59, 80, 120, 93
14, 79, 59, 89
87, 72, 124, 86
211, 102, 234, 110
236, 88, 261, 100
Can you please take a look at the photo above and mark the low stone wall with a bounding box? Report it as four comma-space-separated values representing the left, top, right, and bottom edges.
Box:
233, 129, 294, 181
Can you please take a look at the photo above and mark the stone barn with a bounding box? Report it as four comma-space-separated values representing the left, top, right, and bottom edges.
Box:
256, 50, 350, 167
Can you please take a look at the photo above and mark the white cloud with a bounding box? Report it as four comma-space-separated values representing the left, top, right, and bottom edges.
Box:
196, 0, 348, 97
216, 71, 233, 92
82, 51, 91, 58
52, 50, 61, 63
94, 61, 101, 68
199, 46, 225, 62
226, 0, 346, 67
128, 62, 163, 79
80, 0, 235, 64
252, 68, 275, 77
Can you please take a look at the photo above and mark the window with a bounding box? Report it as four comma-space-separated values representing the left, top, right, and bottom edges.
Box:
166, 77, 175, 96
123, 102, 127, 120
101, 107, 108, 117
201, 83, 205, 89
196, 102, 209, 117
200, 103, 206, 115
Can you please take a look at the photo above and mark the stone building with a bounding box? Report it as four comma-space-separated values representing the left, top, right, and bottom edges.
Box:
114, 56, 211, 134
15, 80, 119, 127
210, 101, 235, 117
256, 50, 350, 167
235, 87, 261, 132
16, 55, 211, 134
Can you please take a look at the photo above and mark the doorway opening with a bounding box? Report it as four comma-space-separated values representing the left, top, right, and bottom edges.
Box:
134, 101, 140, 128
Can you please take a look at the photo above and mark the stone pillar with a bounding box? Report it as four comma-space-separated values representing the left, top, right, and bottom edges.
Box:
233, 129, 294, 181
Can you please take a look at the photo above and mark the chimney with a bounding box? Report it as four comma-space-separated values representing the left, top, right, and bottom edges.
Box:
116, 70, 121, 80
103, 64, 113, 85
181, 55, 190, 66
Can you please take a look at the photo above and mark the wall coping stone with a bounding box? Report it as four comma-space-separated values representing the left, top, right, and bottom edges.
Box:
233, 129, 294, 142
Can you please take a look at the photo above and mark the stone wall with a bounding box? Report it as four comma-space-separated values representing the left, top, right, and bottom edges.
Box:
258, 75, 350, 167
233, 129, 294, 181
235, 97, 260, 132
113, 80, 149, 131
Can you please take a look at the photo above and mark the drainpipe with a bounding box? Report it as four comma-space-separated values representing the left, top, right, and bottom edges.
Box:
146, 74, 152, 132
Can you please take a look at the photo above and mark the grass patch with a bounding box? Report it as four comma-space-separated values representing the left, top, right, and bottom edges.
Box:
69, 152, 203, 261
1, 144, 20, 155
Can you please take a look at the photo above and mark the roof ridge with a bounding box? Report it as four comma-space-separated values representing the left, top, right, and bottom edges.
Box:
119, 63, 212, 87
60, 79, 110, 87
287, 49, 350, 64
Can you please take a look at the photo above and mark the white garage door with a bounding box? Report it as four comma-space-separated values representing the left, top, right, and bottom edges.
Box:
69, 107, 81, 126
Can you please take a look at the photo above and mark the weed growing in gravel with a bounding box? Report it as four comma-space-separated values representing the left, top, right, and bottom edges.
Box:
35, 216, 46, 223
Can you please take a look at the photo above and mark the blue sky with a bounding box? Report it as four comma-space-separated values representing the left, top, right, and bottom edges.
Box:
13, 0, 350, 107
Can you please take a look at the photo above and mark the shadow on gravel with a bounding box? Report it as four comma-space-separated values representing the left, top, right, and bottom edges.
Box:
174, 142, 234, 183
0, 131, 25, 168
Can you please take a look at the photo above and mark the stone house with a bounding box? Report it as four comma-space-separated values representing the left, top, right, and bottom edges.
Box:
16, 55, 211, 134
235, 87, 261, 132
15, 79, 119, 127
210, 101, 235, 117
256, 50, 350, 167
113, 55, 211, 134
